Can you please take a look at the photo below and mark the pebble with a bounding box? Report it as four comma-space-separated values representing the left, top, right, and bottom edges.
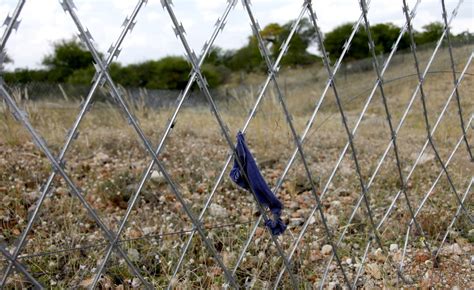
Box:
442, 243, 462, 256
209, 204, 228, 218
326, 214, 339, 229
330, 200, 341, 210
374, 248, 385, 262
290, 218, 305, 227
95, 152, 110, 163
128, 248, 139, 262
390, 243, 398, 252
131, 277, 140, 288
150, 170, 166, 184
321, 244, 333, 255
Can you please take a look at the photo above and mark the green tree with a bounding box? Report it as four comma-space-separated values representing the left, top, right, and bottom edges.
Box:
226, 37, 262, 72
415, 22, 444, 45
42, 38, 94, 82
323, 22, 410, 61
225, 19, 319, 72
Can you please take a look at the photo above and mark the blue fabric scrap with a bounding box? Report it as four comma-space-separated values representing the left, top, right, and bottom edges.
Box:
230, 131, 286, 235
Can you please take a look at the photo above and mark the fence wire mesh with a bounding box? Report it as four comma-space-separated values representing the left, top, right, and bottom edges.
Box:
0, 0, 472, 288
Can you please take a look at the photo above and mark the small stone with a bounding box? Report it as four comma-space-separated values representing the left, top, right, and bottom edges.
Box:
413, 152, 434, 165
95, 152, 110, 163
442, 243, 462, 256
128, 248, 139, 262
390, 243, 398, 252
150, 170, 166, 185
321, 244, 333, 255
310, 250, 321, 262
131, 277, 140, 288
209, 204, 228, 218
326, 214, 339, 229
346, 258, 352, 265
289, 218, 304, 227
374, 248, 385, 262
330, 200, 341, 210
468, 229, 474, 238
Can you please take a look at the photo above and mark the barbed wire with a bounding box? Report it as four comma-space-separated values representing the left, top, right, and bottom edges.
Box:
1, 0, 472, 288
0, 220, 255, 262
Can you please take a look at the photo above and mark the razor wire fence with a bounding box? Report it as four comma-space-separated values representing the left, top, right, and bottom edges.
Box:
0, 0, 473, 288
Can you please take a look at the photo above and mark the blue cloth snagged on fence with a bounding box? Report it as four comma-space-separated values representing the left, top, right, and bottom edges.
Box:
229, 131, 286, 235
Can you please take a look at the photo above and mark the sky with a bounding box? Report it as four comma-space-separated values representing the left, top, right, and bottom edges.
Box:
0, 0, 473, 70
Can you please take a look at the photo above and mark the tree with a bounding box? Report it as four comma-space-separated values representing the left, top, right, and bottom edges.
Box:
270, 19, 319, 67
226, 37, 263, 72
415, 22, 444, 45
42, 38, 94, 82
323, 22, 410, 61
225, 19, 319, 72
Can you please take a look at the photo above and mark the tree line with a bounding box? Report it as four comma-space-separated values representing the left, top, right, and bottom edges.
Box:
3, 20, 473, 89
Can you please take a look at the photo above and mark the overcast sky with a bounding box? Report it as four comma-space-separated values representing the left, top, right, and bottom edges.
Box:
1, 0, 472, 70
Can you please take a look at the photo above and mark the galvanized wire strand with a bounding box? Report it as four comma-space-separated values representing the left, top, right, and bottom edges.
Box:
167, 0, 305, 286
0, 0, 24, 52
402, 0, 472, 223
441, 0, 473, 161
233, 6, 378, 280
358, 0, 429, 254
275, 0, 420, 287
378, 55, 473, 237
0, 1, 34, 286
0, 85, 152, 289
0, 0, 472, 288
308, 0, 382, 252
353, 114, 473, 286
0, 245, 42, 288
340, 0, 431, 284
0, 1, 148, 286
60, 0, 238, 288
284, 0, 468, 286
0, 221, 255, 262
92, 2, 238, 288
354, 110, 474, 285
176, 13, 309, 285
242, 0, 351, 287
398, 117, 473, 275
233, 4, 372, 289
434, 177, 472, 258
305, 71, 474, 143
161, 1, 299, 287
1, 1, 149, 288
329, 1, 470, 284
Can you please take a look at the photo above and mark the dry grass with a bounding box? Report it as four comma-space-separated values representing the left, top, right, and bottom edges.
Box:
0, 45, 473, 288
